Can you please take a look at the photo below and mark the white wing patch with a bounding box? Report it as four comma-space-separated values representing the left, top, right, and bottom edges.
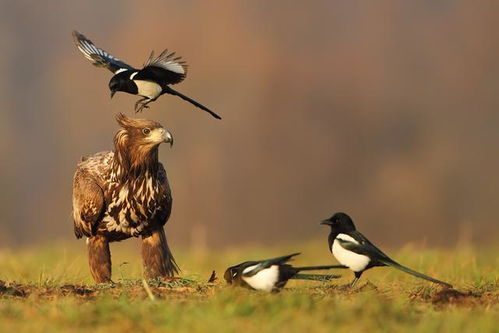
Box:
332, 233, 370, 272
73, 31, 132, 72
242, 265, 279, 292
76, 38, 122, 64
336, 233, 358, 244
144, 50, 187, 74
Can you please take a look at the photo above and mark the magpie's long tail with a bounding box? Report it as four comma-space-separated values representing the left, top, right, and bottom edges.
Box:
163, 86, 221, 119
295, 265, 348, 271
291, 273, 342, 281
380, 258, 452, 288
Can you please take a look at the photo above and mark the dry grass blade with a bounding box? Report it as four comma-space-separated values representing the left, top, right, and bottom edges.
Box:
142, 279, 156, 301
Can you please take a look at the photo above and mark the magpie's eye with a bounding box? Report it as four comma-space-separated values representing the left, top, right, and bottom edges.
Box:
142, 128, 151, 135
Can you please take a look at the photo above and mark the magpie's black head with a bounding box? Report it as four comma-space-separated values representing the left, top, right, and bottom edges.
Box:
109, 76, 121, 98
320, 212, 356, 232
109, 73, 136, 98
224, 266, 239, 284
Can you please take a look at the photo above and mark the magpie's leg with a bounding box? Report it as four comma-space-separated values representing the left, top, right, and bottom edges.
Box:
134, 97, 151, 113
134, 97, 147, 111
135, 100, 155, 113
336, 271, 362, 290
350, 271, 363, 288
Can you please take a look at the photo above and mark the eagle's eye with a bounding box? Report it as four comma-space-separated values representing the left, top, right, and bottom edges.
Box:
142, 128, 151, 135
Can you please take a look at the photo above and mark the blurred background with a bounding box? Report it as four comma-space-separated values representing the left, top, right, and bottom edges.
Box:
0, 0, 498, 249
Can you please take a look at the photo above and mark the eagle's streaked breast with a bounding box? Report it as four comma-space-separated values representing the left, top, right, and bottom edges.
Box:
72, 115, 173, 242
103, 168, 163, 236
74, 150, 171, 240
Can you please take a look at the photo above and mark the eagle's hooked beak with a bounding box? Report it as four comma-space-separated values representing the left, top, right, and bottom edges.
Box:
163, 130, 174, 147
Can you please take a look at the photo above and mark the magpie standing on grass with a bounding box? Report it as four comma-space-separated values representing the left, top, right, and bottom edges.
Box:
224, 253, 347, 292
320, 212, 453, 288
72, 31, 221, 119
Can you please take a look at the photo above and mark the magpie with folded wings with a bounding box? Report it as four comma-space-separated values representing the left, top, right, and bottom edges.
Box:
72, 31, 221, 119
224, 253, 347, 292
320, 212, 453, 288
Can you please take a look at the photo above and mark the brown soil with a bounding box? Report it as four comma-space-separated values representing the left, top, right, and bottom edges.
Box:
0, 279, 214, 300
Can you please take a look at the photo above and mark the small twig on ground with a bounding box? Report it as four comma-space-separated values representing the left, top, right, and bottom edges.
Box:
142, 279, 156, 301
207, 271, 217, 284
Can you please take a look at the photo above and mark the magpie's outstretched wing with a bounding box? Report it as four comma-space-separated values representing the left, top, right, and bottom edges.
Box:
242, 253, 300, 277
337, 232, 453, 288
73, 31, 135, 73
136, 50, 188, 85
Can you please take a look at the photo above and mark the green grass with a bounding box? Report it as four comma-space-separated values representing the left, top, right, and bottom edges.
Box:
0, 240, 497, 332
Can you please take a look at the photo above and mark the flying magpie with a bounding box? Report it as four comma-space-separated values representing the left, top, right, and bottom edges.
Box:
320, 212, 453, 288
224, 253, 347, 292
72, 31, 221, 119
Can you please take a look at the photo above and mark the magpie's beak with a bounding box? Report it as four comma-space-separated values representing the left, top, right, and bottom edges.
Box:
110, 90, 116, 98
163, 130, 174, 147
320, 219, 332, 226
223, 269, 233, 284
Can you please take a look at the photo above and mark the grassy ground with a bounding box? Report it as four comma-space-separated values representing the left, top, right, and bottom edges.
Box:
0, 240, 497, 332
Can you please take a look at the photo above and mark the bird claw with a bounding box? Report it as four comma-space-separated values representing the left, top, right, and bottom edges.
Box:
134, 98, 147, 113
135, 104, 148, 113
134, 100, 151, 113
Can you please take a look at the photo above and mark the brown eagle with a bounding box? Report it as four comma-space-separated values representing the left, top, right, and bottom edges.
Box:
72, 113, 178, 283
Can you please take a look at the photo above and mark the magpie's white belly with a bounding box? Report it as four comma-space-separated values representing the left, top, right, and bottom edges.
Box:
242, 265, 279, 292
134, 80, 162, 99
332, 236, 370, 272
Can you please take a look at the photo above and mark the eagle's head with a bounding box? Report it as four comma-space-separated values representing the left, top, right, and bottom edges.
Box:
113, 113, 173, 177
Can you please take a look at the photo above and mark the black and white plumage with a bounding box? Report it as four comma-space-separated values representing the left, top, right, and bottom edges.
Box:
224, 253, 345, 292
320, 212, 453, 288
73, 31, 221, 119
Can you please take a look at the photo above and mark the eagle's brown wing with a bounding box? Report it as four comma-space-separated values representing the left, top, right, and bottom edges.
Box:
155, 164, 172, 226
72, 168, 105, 238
